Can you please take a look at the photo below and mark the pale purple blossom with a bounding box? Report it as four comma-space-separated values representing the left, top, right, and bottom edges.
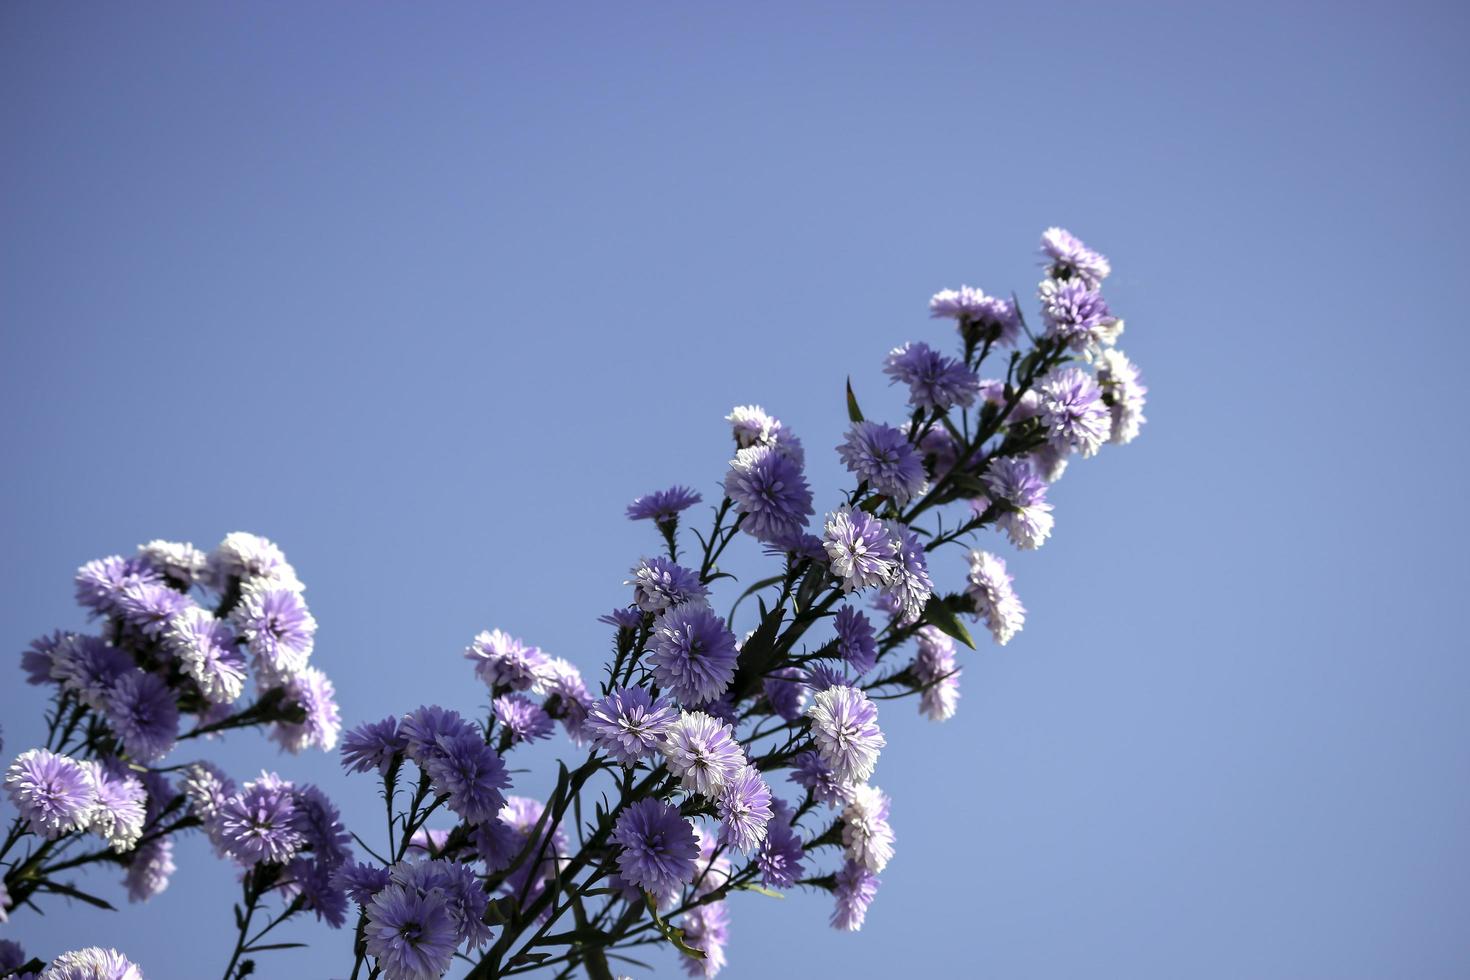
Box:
628, 556, 708, 614
463, 629, 547, 693
5, 749, 94, 838
841, 783, 896, 873
74, 556, 160, 618
648, 604, 739, 705
1038, 366, 1110, 458
717, 765, 773, 853
883, 341, 981, 411
823, 506, 897, 593
807, 685, 885, 784
678, 900, 730, 978
756, 798, 806, 889
585, 687, 678, 766
831, 859, 880, 931
1040, 227, 1111, 288
82, 762, 146, 853
929, 286, 1023, 347
762, 666, 807, 722
661, 711, 746, 798
834, 606, 878, 673
612, 798, 699, 896
1097, 348, 1148, 444
39, 947, 144, 980
231, 584, 316, 683
879, 520, 934, 624
912, 627, 961, 722
341, 716, 408, 775
983, 457, 1055, 550
966, 550, 1026, 646
626, 486, 703, 524
1040, 278, 1119, 352
837, 422, 927, 506
124, 838, 175, 903
724, 444, 814, 545
104, 670, 179, 763
270, 665, 341, 754
165, 607, 246, 704
114, 581, 192, 638
493, 694, 554, 744
364, 883, 458, 980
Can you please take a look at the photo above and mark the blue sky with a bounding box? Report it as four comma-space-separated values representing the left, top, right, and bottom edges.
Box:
2, 2, 1467, 977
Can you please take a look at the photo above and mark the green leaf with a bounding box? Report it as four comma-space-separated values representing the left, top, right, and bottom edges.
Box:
242, 943, 307, 953
727, 601, 786, 700
921, 594, 975, 649
845, 377, 864, 423
736, 882, 786, 899
644, 893, 706, 960
36, 880, 116, 911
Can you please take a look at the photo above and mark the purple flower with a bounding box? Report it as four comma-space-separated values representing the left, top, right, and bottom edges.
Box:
472, 816, 521, 874
81, 761, 146, 853
626, 486, 703, 523
389, 859, 493, 949
1038, 366, 1110, 458
493, 694, 554, 745
834, 606, 878, 673
762, 666, 807, 722
271, 666, 341, 754
215, 773, 304, 865
406, 827, 451, 856
179, 761, 235, 825
841, 783, 895, 873
364, 882, 459, 980
677, 900, 730, 977
400, 705, 474, 762
1040, 226, 1111, 288
463, 629, 547, 693
883, 341, 981, 411
628, 556, 708, 614
421, 729, 511, 824
333, 861, 392, 906
822, 506, 897, 593
1040, 278, 1119, 352
756, 799, 806, 889
5, 748, 94, 838
930, 285, 1023, 346
879, 520, 933, 625
207, 532, 302, 592
717, 765, 773, 853
912, 627, 961, 722
598, 607, 645, 631
760, 527, 827, 562
804, 661, 851, 692
114, 581, 192, 638
540, 656, 593, 743
612, 797, 699, 896
983, 457, 1054, 551
21, 630, 69, 686
0, 939, 24, 971
496, 796, 569, 901
51, 636, 132, 710
585, 687, 678, 766
288, 854, 349, 928
292, 783, 352, 868
137, 540, 206, 586
231, 584, 316, 683
124, 837, 175, 903
789, 750, 843, 809
105, 670, 179, 763
661, 711, 746, 797
74, 555, 160, 618
165, 608, 246, 704
341, 716, 408, 775
647, 604, 738, 705
837, 422, 927, 506
1097, 348, 1148, 445
724, 444, 814, 545
39, 947, 144, 980
966, 550, 1025, 646
725, 405, 804, 465
831, 859, 880, 931
807, 685, 885, 784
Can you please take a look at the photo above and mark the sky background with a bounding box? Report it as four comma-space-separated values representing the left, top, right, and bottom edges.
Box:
2, 2, 1468, 978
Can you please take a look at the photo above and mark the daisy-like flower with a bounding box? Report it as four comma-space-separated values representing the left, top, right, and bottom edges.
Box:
333, 861, 392, 907
51, 636, 132, 710
215, 774, 304, 865
81, 762, 147, 853
124, 837, 175, 903
807, 685, 886, 784
717, 765, 773, 853
723, 444, 814, 545
5, 748, 95, 838
756, 798, 806, 889
1040, 278, 1119, 352
932, 285, 1024, 347
628, 556, 708, 614
831, 859, 880, 931
788, 749, 847, 808
0, 938, 23, 970
165, 607, 246, 704
725, 405, 806, 464
677, 900, 731, 978
841, 783, 896, 873
463, 629, 547, 693
837, 422, 928, 506
179, 761, 236, 824
883, 341, 981, 411
21, 630, 69, 686
419, 729, 510, 824
388, 859, 493, 950
74, 555, 161, 618
340, 716, 408, 775
584, 687, 678, 766
231, 584, 316, 684
912, 627, 961, 722
612, 797, 699, 896
39, 947, 145, 980
271, 666, 342, 754
982, 457, 1055, 551
834, 606, 878, 674
823, 506, 897, 593
598, 607, 644, 631
1096, 347, 1148, 445
1038, 366, 1111, 458
661, 711, 746, 798
626, 486, 703, 524
647, 604, 738, 705
493, 694, 554, 744
137, 540, 207, 586
114, 581, 192, 638
966, 550, 1026, 646
364, 883, 459, 980
879, 520, 933, 624
207, 531, 302, 592
762, 666, 807, 722
104, 670, 179, 763
1040, 226, 1111, 288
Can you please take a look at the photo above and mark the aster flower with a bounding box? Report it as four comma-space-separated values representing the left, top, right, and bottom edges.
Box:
137, 540, 206, 586
1031, 439, 1072, 483
81, 762, 147, 853
883, 342, 981, 411
879, 520, 933, 624
1040, 226, 1111, 288
677, 900, 730, 978
598, 607, 645, 631
539, 656, 592, 742
0, 938, 23, 970
647, 604, 738, 705
493, 694, 554, 744
74, 556, 161, 618
50, 635, 132, 710
364, 883, 459, 980
831, 859, 880, 931
420, 729, 510, 824
165, 607, 246, 704
269, 665, 341, 754
804, 661, 851, 692
834, 606, 878, 673
841, 783, 896, 873
1040, 278, 1119, 352
463, 629, 547, 693
5, 748, 94, 838
912, 627, 961, 722
661, 711, 746, 798
822, 506, 897, 593
626, 485, 703, 524
406, 827, 451, 856
124, 837, 175, 903
966, 550, 1026, 646
724, 404, 805, 464
1096, 347, 1148, 444
38, 948, 144, 980
207, 531, 302, 592
612, 798, 699, 896
585, 687, 678, 766
807, 685, 885, 784
930, 285, 1024, 346
231, 583, 316, 684
341, 716, 408, 775
21, 630, 69, 686
334, 861, 392, 906
400, 705, 475, 761
472, 816, 522, 874
982, 457, 1055, 551
1038, 366, 1110, 458
215, 773, 304, 865
114, 581, 192, 638
389, 859, 493, 950
762, 666, 807, 722
837, 422, 928, 506
756, 799, 806, 889
717, 765, 773, 853
789, 750, 846, 808
692, 824, 734, 897
723, 444, 814, 544
104, 670, 179, 763
760, 526, 827, 562
179, 761, 236, 823
496, 796, 569, 901
289, 855, 350, 928
292, 783, 352, 868
628, 556, 709, 614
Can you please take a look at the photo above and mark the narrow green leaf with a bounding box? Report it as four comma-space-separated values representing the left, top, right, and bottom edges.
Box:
736, 883, 786, 899
644, 893, 706, 959
921, 594, 975, 649
845, 377, 864, 423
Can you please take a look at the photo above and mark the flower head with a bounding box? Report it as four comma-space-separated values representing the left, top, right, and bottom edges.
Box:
883, 342, 981, 411
270, 666, 341, 754
1040, 278, 1119, 352
114, 581, 192, 638
983, 457, 1055, 551
626, 486, 703, 524
38, 947, 144, 980
5, 749, 94, 838
831, 859, 880, 931
165, 607, 246, 704
834, 606, 878, 674
585, 687, 678, 766
717, 765, 773, 853
231, 584, 316, 684
612, 797, 699, 896
341, 716, 408, 775
807, 685, 885, 784
756, 798, 806, 889
724, 444, 814, 545
104, 671, 179, 763
677, 900, 730, 977
463, 629, 547, 693
364, 883, 459, 980
1038, 366, 1110, 458
493, 694, 554, 745
628, 556, 708, 614
966, 550, 1026, 646
51, 636, 132, 710
788, 750, 846, 809
822, 506, 897, 593
1040, 227, 1111, 288
137, 540, 207, 586
879, 520, 933, 624
661, 711, 746, 798
912, 627, 961, 722
334, 861, 392, 907
74, 556, 160, 618
762, 666, 807, 722
215, 772, 304, 865
124, 838, 175, 903
648, 604, 738, 705
837, 422, 927, 506
82, 762, 147, 853
1097, 348, 1148, 445
420, 729, 510, 824
207, 532, 301, 592
841, 783, 896, 872
930, 285, 1023, 346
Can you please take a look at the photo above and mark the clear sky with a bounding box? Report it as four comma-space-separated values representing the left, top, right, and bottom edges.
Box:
2, 2, 1467, 978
